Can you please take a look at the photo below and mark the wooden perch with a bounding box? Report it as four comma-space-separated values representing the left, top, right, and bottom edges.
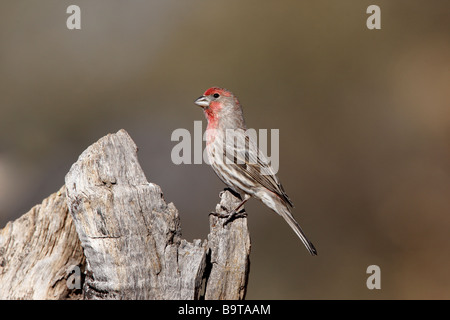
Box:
0, 129, 250, 300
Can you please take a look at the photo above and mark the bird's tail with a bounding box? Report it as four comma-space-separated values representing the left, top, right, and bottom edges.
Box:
278, 206, 317, 256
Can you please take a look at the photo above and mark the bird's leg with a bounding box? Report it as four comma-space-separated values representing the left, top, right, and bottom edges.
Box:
214, 188, 242, 213
210, 194, 250, 226
219, 188, 242, 212
223, 196, 249, 225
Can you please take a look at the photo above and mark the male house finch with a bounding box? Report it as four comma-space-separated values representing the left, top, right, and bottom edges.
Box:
195, 87, 317, 255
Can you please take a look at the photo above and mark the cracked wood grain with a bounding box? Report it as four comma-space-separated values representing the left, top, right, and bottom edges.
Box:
0, 186, 85, 299
0, 129, 251, 300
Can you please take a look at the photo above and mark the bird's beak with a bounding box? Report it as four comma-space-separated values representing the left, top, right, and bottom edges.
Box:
194, 95, 209, 108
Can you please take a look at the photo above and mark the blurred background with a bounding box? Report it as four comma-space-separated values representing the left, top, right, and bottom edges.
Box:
1, 0, 449, 299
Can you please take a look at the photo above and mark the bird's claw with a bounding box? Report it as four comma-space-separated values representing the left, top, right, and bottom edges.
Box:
224, 210, 247, 225
209, 211, 230, 219
209, 209, 247, 226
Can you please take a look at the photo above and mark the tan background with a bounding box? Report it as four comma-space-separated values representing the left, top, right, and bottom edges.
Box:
1, 1, 449, 299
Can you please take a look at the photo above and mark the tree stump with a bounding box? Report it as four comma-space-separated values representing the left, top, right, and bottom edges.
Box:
0, 129, 251, 300
0, 186, 85, 299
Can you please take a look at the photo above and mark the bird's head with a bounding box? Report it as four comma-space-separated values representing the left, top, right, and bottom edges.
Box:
194, 87, 245, 129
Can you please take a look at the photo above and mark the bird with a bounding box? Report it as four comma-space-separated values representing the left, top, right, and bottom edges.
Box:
194, 87, 317, 255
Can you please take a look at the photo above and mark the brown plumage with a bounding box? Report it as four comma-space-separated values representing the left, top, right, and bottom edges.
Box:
195, 87, 317, 255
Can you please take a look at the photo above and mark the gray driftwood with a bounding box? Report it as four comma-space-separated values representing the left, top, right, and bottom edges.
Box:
0, 186, 85, 299
0, 129, 250, 299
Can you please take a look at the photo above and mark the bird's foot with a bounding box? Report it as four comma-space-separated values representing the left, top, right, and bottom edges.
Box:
209, 209, 247, 226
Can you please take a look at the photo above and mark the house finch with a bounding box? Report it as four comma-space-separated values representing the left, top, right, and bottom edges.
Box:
195, 87, 317, 255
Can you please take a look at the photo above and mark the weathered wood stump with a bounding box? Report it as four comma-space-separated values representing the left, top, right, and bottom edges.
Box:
0, 129, 250, 300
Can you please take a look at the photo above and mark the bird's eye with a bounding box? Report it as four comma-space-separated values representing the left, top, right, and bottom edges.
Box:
213, 93, 220, 98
